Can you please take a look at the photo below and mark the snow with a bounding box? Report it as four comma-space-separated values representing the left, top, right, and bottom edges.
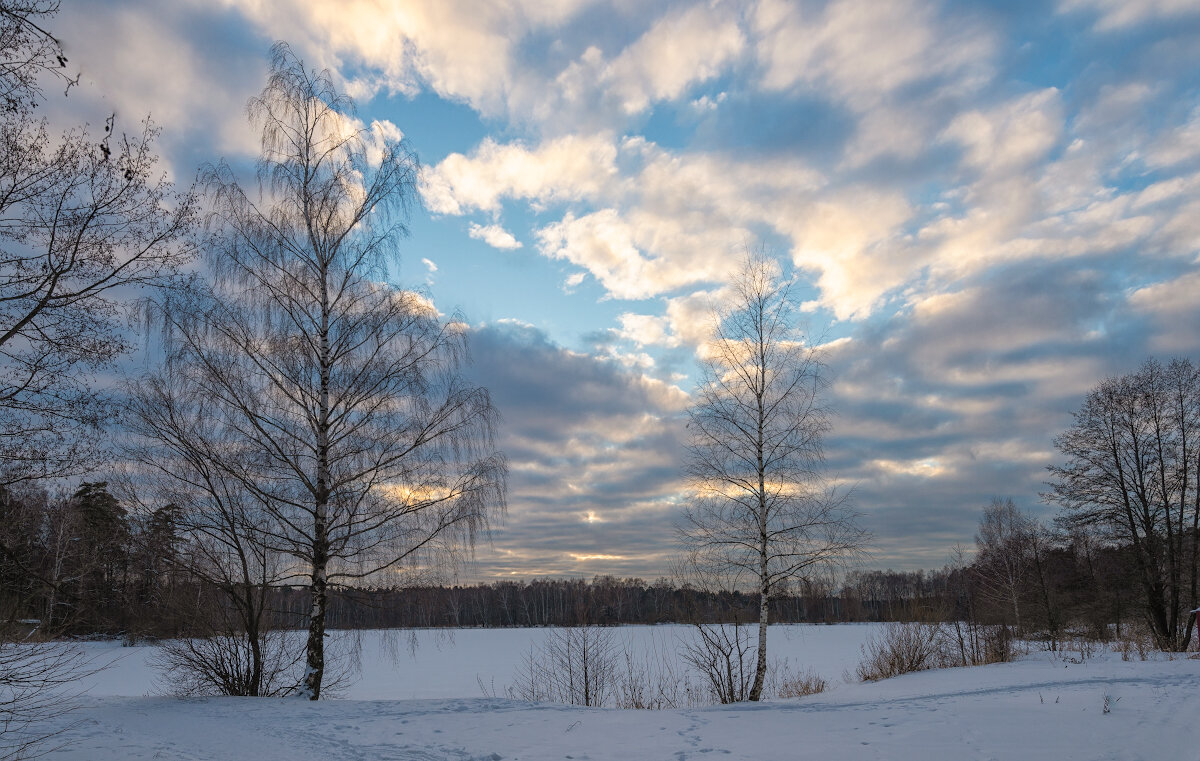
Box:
31, 625, 1200, 760
73, 624, 882, 700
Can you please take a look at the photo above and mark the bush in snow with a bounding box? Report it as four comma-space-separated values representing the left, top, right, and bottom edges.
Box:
153, 630, 304, 698
681, 622, 756, 704
0, 638, 92, 761
508, 626, 617, 707
771, 664, 828, 698
505, 626, 711, 709
856, 622, 946, 681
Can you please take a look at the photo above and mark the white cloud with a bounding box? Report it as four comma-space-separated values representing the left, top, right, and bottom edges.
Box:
602, 3, 745, 114
219, 0, 1199, 353
468, 222, 524, 250
752, 0, 994, 109
616, 312, 679, 348
749, 0, 996, 169
1144, 106, 1200, 169
420, 134, 619, 215
1129, 270, 1200, 353
536, 207, 749, 300
691, 92, 727, 112
222, 0, 743, 134
664, 289, 724, 348
1059, 0, 1200, 30
50, 2, 264, 168
782, 191, 915, 320
942, 89, 1064, 177
224, 0, 598, 118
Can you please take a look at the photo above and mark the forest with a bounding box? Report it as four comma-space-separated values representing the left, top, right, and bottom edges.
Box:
0, 481, 1148, 638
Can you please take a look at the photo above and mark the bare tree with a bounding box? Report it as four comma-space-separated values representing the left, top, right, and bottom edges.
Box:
0, 637, 89, 761
680, 621, 754, 704
508, 626, 617, 707
119, 377, 303, 696
679, 254, 867, 701
0, 1, 77, 113
973, 498, 1033, 632
1047, 357, 1200, 651
136, 43, 505, 699
0, 2, 196, 485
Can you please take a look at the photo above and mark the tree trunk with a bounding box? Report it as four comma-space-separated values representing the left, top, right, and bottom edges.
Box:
302, 250, 333, 699
301, 523, 328, 699
750, 578, 768, 701
749, 336, 768, 703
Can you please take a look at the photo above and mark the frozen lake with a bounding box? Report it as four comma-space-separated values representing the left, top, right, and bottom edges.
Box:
76, 623, 887, 700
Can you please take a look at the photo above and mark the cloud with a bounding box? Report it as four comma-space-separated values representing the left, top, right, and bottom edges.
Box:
942, 89, 1064, 177
601, 3, 745, 114
536, 207, 748, 300
1059, 0, 1200, 30
1128, 270, 1200, 353
468, 223, 524, 250
464, 323, 690, 578
220, 0, 746, 134
819, 259, 1151, 562
752, 0, 994, 109
1144, 106, 1200, 169
420, 134, 619, 215
782, 190, 914, 320
430, 133, 829, 301
40, 0, 1200, 576
419, 257, 438, 286
224, 0, 598, 118
615, 312, 679, 348
47, 0, 266, 173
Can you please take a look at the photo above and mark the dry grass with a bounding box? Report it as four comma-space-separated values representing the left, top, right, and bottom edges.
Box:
773, 667, 828, 698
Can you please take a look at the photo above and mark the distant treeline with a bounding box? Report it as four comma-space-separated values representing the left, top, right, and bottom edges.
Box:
308, 542, 1138, 634
2, 482, 1147, 641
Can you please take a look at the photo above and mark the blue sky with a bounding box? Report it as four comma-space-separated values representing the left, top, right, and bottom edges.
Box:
44, 0, 1200, 579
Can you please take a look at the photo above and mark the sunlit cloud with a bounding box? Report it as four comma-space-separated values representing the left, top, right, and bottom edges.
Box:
468, 223, 523, 250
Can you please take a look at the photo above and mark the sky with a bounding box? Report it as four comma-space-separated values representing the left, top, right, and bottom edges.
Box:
39, 0, 1200, 580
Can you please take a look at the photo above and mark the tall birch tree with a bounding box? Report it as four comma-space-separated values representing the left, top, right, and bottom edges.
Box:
137, 44, 505, 699
680, 254, 866, 702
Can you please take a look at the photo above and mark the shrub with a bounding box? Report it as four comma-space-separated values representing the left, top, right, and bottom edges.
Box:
508, 626, 617, 707
773, 666, 828, 698
153, 630, 304, 697
1114, 625, 1154, 662
856, 622, 945, 681
681, 622, 755, 704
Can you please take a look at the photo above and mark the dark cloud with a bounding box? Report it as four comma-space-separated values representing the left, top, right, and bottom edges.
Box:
822, 254, 1200, 570
463, 324, 689, 579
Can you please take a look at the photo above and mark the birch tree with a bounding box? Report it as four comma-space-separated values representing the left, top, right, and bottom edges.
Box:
680, 254, 866, 702
137, 44, 506, 699
121, 375, 301, 696
973, 498, 1033, 632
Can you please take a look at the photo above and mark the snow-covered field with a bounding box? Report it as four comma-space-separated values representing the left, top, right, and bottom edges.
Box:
33, 625, 1200, 760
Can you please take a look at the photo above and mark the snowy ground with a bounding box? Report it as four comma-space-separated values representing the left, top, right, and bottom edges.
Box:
32, 626, 1200, 760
